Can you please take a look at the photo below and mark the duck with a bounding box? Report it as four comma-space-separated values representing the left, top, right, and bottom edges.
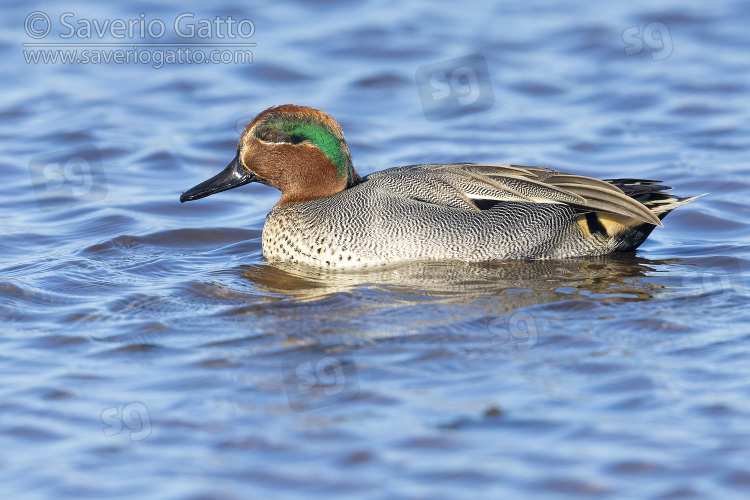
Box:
180, 104, 698, 268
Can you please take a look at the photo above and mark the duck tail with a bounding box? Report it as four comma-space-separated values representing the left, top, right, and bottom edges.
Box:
642, 194, 704, 220
604, 179, 704, 221
572, 180, 703, 253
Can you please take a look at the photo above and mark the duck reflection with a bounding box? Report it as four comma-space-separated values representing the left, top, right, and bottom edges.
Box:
237, 253, 681, 306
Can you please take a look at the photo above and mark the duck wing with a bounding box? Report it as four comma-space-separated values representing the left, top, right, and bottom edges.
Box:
369, 163, 664, 227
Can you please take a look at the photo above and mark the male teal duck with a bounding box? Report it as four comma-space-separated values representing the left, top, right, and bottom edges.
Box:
180, 104, 698, 268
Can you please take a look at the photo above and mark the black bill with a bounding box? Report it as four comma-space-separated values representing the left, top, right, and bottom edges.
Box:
180, 153, 256, 203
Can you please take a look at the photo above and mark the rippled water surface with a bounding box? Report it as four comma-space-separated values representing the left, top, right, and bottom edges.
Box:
3, 0, 750, 498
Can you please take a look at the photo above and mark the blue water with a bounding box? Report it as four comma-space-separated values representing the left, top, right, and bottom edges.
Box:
3, 0, 750, 498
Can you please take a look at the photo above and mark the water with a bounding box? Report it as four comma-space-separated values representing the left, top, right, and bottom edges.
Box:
3, 0, 750, 498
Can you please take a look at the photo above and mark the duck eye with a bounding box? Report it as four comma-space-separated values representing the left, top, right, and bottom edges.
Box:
262, 131, 278, 142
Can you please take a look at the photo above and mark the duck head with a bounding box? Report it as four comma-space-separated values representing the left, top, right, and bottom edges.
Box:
180, 104, 361, 206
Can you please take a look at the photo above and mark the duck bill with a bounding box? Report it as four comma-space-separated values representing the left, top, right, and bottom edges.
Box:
180, 153, 256, 202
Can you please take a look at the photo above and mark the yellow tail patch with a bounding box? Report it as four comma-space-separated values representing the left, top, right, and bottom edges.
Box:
577, 212, 644, 239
